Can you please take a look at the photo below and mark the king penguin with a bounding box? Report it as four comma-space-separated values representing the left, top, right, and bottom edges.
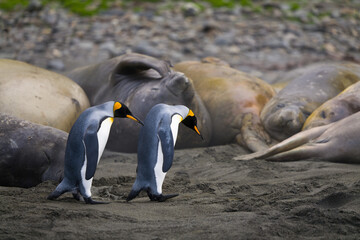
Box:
47, 101, 143, 204
127, 103, 202, 202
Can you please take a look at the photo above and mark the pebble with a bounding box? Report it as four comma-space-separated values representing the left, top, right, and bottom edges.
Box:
0, 1, 358, 83
47, 59, 65, 71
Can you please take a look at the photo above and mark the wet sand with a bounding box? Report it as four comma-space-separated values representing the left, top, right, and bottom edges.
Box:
0, 144, 359, 239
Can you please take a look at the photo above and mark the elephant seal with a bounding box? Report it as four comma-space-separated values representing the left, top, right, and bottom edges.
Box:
174, 57, 276, 152
66, 53, 211, 152
303, 81, 360, 130
0, 59, 90, 132
0, 113, 67, 188
235, 111, 360, 163
261, 62, 360, 141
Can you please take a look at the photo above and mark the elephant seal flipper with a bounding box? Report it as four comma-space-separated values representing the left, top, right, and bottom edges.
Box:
265, 144, 326, 162
236, 112, 360, 164
265, 133, 334, 162
234, 123, 331, 161
238, 113, 273, 152
112, 53, 171, 79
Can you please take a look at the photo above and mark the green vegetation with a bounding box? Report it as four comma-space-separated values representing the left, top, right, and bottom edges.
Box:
0, 0, 117, 15
0, 0, 29, 11
45, 0, 110, 16
0, 0, 358, 21
1, 0, 258, 15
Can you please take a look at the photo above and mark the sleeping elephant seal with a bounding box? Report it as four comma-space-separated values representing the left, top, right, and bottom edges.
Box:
174, 57, 276, 152
303, 81, 360, 130
235, 111, 360, 164
0, 59, 90, 132
0, 113, 67, 188
261, 62, 360, 141
66, 53, 211, 152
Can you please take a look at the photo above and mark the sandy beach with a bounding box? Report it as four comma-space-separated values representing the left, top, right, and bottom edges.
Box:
1, 1, 360, 239
1, 144, 359, 239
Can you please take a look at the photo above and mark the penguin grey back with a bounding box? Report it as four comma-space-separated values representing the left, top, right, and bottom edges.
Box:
137, 103, 189, 167
128, 104, 189, 199
63, 101, 115, 179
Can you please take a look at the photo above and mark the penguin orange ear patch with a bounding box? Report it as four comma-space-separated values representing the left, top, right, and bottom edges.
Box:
188, 109, 195, 117
113, 102, 122, 111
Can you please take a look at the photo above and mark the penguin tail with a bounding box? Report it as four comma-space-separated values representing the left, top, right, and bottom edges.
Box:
126, 189, 141, 202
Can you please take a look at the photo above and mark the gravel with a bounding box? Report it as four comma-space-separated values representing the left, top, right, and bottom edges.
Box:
0, 1, 359, 82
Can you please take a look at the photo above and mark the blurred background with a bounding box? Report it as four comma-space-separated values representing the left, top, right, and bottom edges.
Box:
0, 0, 359, 83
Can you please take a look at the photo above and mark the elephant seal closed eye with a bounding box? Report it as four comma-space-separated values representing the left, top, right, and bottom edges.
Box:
303, 81, 360, 130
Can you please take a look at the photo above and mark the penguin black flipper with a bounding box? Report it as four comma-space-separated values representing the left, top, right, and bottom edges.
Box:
158, 124, 175, 173
83, 124, 99, 180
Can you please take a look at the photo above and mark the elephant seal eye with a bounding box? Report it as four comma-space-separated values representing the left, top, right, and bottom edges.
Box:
321, 111, 326, 119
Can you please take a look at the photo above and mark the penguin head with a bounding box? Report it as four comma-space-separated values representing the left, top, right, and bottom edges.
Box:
181, 109, 203, 139
113, 102, 144, 125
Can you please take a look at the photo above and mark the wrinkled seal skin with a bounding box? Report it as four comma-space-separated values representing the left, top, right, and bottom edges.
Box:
0, 113, 67, 188
0, 59, 90, 132
261, 63, 360, 141
303, 81, 360, 130
235, 111, 360, 164
67, 53, 211, 152
174, 57, 276, 152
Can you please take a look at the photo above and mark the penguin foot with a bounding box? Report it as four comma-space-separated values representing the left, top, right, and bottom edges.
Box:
47, 190, 63, 200
150, 193, 179, 202
126, 189, 141, 202
47, 194, 57, 200
84, 197, 109, 204
72, 188, 81, 201
72, 192, 81, 201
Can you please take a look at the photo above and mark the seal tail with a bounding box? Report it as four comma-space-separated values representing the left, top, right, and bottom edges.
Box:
265, 144, 324, 162
235, 123, 331, 161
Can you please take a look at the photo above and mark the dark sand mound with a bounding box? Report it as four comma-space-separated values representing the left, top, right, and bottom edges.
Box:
1, 145, 359, 239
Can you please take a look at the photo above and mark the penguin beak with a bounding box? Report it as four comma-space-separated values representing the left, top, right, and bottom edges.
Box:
194, 126, 203, 140
182, 114, 204, 140
126, 115, 144, 126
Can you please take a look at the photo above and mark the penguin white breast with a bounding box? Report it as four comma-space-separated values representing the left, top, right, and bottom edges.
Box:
154, 114, 183, 194
97, 117, 114, 163
170, 114, 183, 146
154, 141, 166, 194
80, 152, 92, 197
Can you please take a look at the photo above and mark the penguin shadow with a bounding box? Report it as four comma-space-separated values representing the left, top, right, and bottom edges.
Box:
317, 192, 358, 209
104, 172, 195, 203
92, 176, 136, 202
